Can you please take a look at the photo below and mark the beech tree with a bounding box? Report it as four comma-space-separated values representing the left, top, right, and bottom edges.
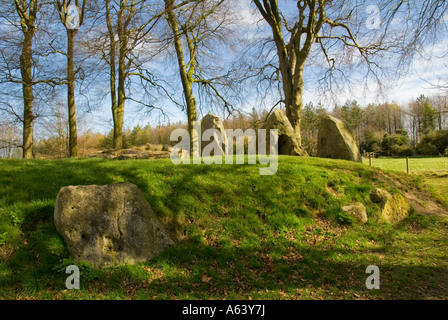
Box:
55, 0, 87, 157
0, 0, 65, 158
252, 0, 448, 155
12, 0, 42, 159
101, 0, 178, 149
164, 0, 238, 155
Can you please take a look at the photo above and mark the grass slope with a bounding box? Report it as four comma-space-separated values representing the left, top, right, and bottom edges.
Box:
362, 157, 448, 208
0, 156, 447, 300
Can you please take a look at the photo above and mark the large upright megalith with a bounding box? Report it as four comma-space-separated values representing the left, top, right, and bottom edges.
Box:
262, 109, 307, 156
54, 183, 175, 268
201, 114, 228, 155
317, 115, 362, 162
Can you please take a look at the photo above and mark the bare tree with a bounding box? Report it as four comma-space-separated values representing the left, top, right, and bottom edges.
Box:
251, 0, 448, 155
35, 99, 70, 159
55, 0, 86, 157
12, 0, 43, 158
432, 95, 448, 130
100, 0, 178, 149
0, 122, 22, 158
164, 0, 199, 155
1, 0, 66, 159
164, 0, 239, 154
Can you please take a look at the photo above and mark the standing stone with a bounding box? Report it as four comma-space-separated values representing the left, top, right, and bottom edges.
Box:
317, 115, 362, 162
201, 114, 228, 155
262, 109, 307, 156
54, 183, 175, 268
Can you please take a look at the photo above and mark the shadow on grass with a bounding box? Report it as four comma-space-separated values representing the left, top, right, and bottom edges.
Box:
140, 241, 448, 300
3, 232, 446, 299
0, 158, 446, 299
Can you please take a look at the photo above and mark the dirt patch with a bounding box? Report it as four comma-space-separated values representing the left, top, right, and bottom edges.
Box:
404, 192, 448, 217
372, 171, 448, 218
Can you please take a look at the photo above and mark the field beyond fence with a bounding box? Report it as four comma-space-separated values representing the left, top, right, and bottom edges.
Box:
362, 157, 448, 202
362, 157, 448, 174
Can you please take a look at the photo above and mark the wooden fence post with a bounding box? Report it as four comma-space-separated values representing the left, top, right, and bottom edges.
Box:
406, 157, 410, 174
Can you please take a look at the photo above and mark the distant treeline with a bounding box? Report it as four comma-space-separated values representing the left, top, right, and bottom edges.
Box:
2, 93, 447, 159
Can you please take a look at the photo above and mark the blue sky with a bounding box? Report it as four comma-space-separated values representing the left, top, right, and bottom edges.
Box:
1, 1, 447, 139
77, 1, 448, 135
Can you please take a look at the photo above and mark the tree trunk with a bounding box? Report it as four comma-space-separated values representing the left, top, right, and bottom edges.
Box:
165, 0, 198, 156
67, 28, 78, 157
281, 56, 306, 155
287, 66, 305, 147
114, 28, 127, 150
110, 51, 119, 149
114, 81, 125, 150
253, 0, 322, 157
106, 0, 120, 150
20, 30, 35, 159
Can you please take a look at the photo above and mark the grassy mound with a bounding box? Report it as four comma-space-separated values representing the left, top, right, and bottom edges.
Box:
0, 157, 447, 299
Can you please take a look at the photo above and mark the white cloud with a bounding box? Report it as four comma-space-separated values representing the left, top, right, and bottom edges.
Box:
236, 2, 261, 27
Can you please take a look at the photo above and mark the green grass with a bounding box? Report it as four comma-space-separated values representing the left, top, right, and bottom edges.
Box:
362, 156, 448, 206
0, 156, 447, 300
362, 157, 448, 174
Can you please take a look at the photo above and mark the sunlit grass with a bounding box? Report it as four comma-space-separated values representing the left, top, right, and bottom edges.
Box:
362, 156, 448, 204
0, 157, 447, 300
362, 157, 448, 174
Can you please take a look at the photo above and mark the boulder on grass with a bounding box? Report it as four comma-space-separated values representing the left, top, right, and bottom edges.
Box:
54, 183, 175, 268
370, 188, 391, 204
342, 203, 368, 224
317, 115, 362, 162
201, 114, 228, 155
262, 109, 307, 156
370, 188, 411, 224
381, 194, 411, 224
